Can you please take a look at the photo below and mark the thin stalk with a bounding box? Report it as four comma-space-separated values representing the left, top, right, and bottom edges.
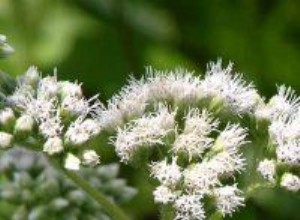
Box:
48, 158, 131, 220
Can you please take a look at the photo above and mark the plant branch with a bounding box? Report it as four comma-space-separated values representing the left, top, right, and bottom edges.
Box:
48, 157, 131, 220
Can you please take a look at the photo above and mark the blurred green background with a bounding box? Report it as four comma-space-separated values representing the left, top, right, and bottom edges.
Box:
0, 0, 299, 219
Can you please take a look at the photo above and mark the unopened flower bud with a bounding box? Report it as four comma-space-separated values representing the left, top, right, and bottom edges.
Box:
0, 35, 14, 58
24, 66, 40, 86
43, 137, 64, 155
0, 132, 13, 149
82, 150, 100, 166
59, 81, 82, 98
0, 108, 15, 126
15, 115, 35, 134
64, 153, 81, 170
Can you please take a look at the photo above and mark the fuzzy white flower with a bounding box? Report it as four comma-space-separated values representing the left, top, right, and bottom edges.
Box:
173, 132, 213, 160
213, 185, 245, 216
112, 105, 176, 162
82, 150, 100, 166
64, 153, 81, 170
153, 185, 178, 204
174, 194, 205, 220
208, 152, 246, 176
200, 60, 260, 114
101, 78, 148, 129
150, 157, 182, 186
183, 162, 220, 195
267, 85, 300, 119
22, 95, 56, 121
65, 117, 101, 146
214, 124, 248, 154
183, 109, 219, 135
257, 159, 276, 183
146, 67, 202, 104
61, 95, 101, 117
43, 137, 64, 155
0, 132, 13, 149
280, 173, 300, 192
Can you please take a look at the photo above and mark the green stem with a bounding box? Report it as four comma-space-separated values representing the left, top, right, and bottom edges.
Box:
160, 205, 174, 220
48, 158, 130, 220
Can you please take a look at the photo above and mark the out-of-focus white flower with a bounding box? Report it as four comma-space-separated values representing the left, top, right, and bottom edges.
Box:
280, 173, 300, 192
174, 194, 205, 220
257, 159, 276, 183
0, 132, 13, 149
153, 185, 178, 204
43, 137, 64, 155
82, 150, 100, 166
213, 185, 245, 217
64, 153, 81, 170
150, 157, 182, 187
0, 108, 15, 125
200, 60, 260, 114
214, 124, 248, 154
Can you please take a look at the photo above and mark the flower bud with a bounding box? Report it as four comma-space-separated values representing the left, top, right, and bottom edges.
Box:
0, 108, 15, 128
0, 132, 13, 149
0, 34, 14, 58
82, 150, 100, 166
24, 66, 40, 86
43, 137, 64, 155
15, 115, 35, 134
59, 81, 82, 98
64, 153, 81, 170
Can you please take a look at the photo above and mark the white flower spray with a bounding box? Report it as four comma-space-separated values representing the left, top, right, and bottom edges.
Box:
1, 56, 299, 220
3, 67, 103, 170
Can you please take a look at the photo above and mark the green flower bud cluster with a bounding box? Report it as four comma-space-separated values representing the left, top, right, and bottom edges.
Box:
0, 148, 137, 220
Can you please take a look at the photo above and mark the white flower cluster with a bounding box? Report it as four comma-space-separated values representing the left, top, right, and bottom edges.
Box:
256, 86, 300, 192
146, 109, 247, 219
111, 104, 176, 162
107, 62, 257, 219
99, 60, 260, 130
1, 67, 103, 170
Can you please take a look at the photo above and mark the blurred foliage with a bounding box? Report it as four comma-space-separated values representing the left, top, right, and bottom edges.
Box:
0, 0, 299, 219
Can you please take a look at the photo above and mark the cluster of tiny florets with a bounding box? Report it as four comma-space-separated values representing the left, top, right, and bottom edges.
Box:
1, 67, 103, 170
0, 148, 137, 220
256, 85, 300, 192
99, 60, 260, 130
